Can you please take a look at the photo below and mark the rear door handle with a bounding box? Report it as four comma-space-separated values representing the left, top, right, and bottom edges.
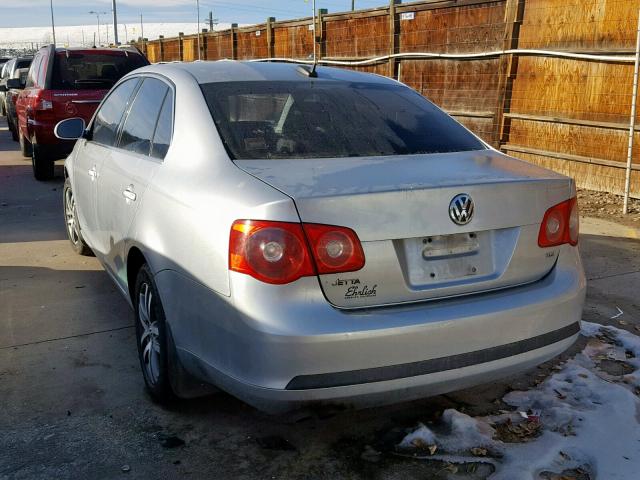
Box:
122, 186, 137, 202
88, 166, 97, 180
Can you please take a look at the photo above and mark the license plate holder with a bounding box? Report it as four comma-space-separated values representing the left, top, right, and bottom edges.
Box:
401, 231, 494, 286
421, 233, 480, 259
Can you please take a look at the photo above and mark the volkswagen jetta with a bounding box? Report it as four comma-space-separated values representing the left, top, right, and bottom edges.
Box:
55, 61, 586, 412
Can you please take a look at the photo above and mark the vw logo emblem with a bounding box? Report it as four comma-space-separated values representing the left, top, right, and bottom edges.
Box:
449, 194, 474, 225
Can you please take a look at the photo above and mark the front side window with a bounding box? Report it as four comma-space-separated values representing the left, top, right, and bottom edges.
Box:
51, 52, 148, 90
201, 81, 485, 160
92, 78, 139, 147
119, 77, 169, 156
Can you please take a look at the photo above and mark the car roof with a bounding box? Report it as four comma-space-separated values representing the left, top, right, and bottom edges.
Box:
134, 60, 398, 86
51, 46, 142, 55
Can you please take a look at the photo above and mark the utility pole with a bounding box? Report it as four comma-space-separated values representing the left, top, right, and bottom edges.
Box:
196, 0, 201, 60
312, 0, 317, 65
209, 11, 213, 31
50, 0, 57, 45
140, 14, 144, 43
351, 0, 355, 11
112, 0, 119, 45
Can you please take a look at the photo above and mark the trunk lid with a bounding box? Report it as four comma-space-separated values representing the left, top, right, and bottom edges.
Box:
51, 89, 107, 123
235, 150, 572, 308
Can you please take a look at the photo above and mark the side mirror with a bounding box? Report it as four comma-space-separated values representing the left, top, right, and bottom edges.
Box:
6, 78, 23, 90
54, 118, 86, 140
0, 84, 6, 92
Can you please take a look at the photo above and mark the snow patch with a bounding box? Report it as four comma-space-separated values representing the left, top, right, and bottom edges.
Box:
398, 322, 640, 479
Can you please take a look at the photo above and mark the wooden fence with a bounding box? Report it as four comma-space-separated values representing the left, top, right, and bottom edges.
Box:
138, 0, 640, 199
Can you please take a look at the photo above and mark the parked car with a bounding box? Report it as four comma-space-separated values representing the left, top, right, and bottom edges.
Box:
0, 59, 9, 116
4, 67, 30, 141
56, 61, 586, 413
0, 56, 32, 117
15, 45, 148, 180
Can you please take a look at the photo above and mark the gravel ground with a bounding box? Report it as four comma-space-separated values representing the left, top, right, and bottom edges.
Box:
577, 188, 640, 228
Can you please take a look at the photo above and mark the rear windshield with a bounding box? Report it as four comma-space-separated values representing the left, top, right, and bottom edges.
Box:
52, 52, 148, 90
201, 80, 485, 160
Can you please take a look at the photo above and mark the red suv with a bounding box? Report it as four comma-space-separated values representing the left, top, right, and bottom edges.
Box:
15, 45, 149, 180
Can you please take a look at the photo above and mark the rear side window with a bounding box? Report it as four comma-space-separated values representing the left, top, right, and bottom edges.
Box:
51, 52, 148, 90
151, 91, 174, 159
201, 81, 485, 160
92, 78, 139, 147
1, 61, 12, 79
119, 77, 169, 156
25, 54, 43, 88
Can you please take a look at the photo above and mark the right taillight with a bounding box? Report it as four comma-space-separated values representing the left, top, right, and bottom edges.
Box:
302, 223, 365, 274
229, 220, 365, 284
538, 197, 579, 248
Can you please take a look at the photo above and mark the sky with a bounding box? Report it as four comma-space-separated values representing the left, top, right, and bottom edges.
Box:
1, 0, 387, 28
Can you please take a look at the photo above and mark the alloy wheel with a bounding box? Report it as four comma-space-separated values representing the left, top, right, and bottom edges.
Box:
138, 282, 161, 385
64, 187, 80, 245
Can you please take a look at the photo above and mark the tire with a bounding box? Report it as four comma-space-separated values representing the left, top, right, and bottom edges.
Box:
32, 142, 54, 181
8, 117, 18, 142
134, 264, 177, 404
63, 177, 93, 256
19, 130, 32, 157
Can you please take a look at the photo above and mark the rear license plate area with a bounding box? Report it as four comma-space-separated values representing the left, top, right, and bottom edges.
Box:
422, 232, 479, 259
400, 232, 495, 287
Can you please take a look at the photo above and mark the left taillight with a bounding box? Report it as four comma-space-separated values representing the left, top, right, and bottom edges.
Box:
538, 197, 579, 248
34, 90, 53, 111
229, 220, 365, 284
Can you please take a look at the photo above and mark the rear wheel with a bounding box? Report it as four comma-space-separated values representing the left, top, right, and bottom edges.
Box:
19, 130, 32, 157
32, 142, 54, 181
134, 264, 177, 404
8, 117, 18, 142
63, 178, 93, 256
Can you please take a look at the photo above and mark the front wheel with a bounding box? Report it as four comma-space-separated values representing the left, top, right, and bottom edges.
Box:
134, 264, 177, 404
63, 178, 93, 256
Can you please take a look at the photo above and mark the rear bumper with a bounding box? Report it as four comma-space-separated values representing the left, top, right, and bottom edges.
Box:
157, 244, 586, 413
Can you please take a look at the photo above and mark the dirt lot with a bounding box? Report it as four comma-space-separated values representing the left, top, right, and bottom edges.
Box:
1, 116, 640, 479
577, 188, 640, 228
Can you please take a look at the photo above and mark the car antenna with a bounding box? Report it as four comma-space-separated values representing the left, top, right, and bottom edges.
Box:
299, 0, 318, 78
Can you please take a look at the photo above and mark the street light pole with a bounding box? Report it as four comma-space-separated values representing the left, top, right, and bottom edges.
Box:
89, 11, 107, 46
50, 0, 57, 45
112, 0, 119, 45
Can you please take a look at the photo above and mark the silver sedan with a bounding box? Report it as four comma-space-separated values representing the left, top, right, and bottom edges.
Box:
55, 61, 586, 412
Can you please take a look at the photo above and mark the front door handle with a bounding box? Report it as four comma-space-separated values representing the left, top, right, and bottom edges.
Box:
122, 185, 137, 202
88, 166, 97, 180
